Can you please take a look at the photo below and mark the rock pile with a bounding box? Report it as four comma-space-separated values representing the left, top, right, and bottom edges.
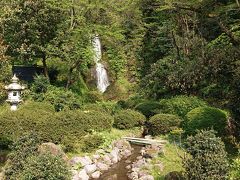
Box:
70, 139, 133, 180
127, 144, 164, 180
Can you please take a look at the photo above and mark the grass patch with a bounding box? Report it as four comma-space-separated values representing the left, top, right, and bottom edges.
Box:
67, 127, 142, 157
151, 140, 185, 179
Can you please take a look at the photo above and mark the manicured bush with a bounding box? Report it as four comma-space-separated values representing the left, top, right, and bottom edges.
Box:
135, 101, 162, 118
0, 104, 113, 150
0, 136, 12, 150
44, 86, 83, 111
229, 156, 240, 180
81, 134, 104, 152
4, 132, 41, 179
183, 130, 229, 180
19, 153, 71, 180
117, 95, 145, 109
114, 110, 146, 129
148, 114, 181, 135
159, 95, 208, 118
82, 101, 121, 115
84, 91, 103, 103
4, 133, 70, 180
184, 107, 228, 136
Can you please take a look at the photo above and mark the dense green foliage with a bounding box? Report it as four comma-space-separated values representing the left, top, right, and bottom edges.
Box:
0, 103, 113, 149
229, 155, 240, 180
19, 153, 71, 180
113, 109, 146, 129
185, 107, 229, 136
158, 96, 208, 118
80, 134, 104, 153
4, 133, 70, 180
4, 133, 41, 179
183, 130, 229, 180
135, 101, 162, 118
148, 114, 181, 135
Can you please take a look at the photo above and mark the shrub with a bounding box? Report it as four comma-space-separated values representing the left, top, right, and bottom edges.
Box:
84, 91, 103, 103
183, 130, 229, 180
19, 153, 70, 180
0, 105, 113, 150
148, 114, 181, 135
159, 95, 208, 118
0, 136, 12, 150
117, 95, 145, 109
229, 156, 240, 180
114, 110, 146, 129
4, 133, 70, 180
44, 86, 83, 111
184, 107, 228, 136
135, 101, 162, 118
4, 132, 41, 179
31, 75, 50, 94
82, 101, 121, 115
81, 134, 104, 152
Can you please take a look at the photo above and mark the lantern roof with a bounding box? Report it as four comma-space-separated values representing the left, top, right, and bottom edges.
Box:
5, 74, 25, 90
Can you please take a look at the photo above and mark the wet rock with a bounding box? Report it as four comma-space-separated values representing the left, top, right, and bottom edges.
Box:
38, 142, 68, 162
125, 159, 131, 163
79, 156, 92, 166
137, 156, 143, 160
91, 171, 101, 179
103, 154, 112, 165
126, 165, 131, 169
113, 140, 131, 150
110, 148, 119, 163
128, 171, 138, 179
70, 157, 82, 166
132, 167, 140, 173
139, 175, 154, 180
96, 162, 109, 171
84, 164, 97, 174
78, 169, 89, 180
138, 171, 148, 177
132, 159, 146, 168
122, 149, 132, 158
92, 154, 100, 159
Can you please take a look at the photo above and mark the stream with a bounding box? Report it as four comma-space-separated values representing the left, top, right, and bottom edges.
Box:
98, 144, 142, 180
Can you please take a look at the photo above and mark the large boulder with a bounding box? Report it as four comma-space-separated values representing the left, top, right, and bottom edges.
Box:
78, 169, 89, 180
38, 142, 68, 162
84, 164, 97, 174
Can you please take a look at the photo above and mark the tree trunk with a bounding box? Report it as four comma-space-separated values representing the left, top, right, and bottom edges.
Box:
42, 54, 49, 79
66, 67, 74, 89
171, 31, 181, 62
236, 0, 240, 8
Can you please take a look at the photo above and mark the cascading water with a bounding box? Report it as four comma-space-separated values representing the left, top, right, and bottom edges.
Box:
92, 35, 110, 93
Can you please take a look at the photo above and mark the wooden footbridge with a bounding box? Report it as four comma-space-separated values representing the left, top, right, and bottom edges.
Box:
123, 137, 167, 146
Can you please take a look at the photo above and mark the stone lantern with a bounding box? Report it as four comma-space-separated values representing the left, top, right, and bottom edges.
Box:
5, 74, 25, 111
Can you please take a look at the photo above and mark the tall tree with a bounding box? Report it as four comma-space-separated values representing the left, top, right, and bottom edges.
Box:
1, 0, 67, 78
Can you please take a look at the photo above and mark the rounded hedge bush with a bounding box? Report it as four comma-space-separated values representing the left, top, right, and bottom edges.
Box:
135, 101, 162, 118
184, 107, 228, 136
114, 110, 146, 129
148, 114, 181, 135
0, 103, 113, 150
19, 153, 71, 180
159, 95, 208, 118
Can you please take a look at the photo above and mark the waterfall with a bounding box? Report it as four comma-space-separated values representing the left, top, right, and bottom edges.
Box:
92, 35, 110, 93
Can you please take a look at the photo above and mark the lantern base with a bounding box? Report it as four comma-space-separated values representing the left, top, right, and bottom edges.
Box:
10, 104, 18, 111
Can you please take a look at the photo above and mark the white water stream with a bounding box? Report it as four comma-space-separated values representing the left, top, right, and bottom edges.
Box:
92, 35, 110, 93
